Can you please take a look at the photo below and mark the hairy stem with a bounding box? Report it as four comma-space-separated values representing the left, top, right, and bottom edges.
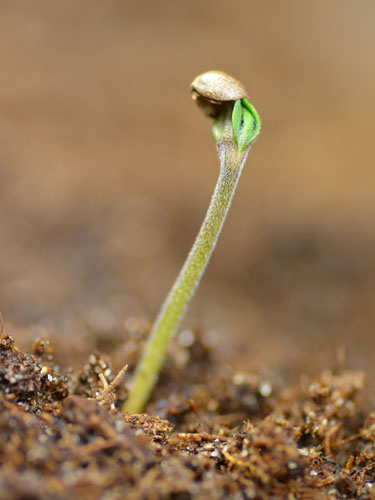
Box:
124, 115, 250, 413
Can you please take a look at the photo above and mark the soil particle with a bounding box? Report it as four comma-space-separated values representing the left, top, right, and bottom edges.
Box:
0, 334, 68, 413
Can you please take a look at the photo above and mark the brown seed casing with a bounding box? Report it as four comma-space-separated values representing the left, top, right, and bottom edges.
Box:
191, 70, 248, 102
191, 70, 248, 117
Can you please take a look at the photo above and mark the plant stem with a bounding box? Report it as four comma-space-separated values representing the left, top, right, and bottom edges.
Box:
123, 108, 250, 414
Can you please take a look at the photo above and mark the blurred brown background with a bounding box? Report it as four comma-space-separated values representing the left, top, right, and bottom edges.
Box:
1, 1, 374, 385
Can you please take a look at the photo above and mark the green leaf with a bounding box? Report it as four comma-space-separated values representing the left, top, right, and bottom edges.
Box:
232, 98, 261, 152
241, 98, 261, 143
237, 107, 255, 152
232, 100, 243, 145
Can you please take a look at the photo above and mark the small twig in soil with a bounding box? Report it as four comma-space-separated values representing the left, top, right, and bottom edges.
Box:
323, 422, 342, 457
94, 364, 128, 411
73, 438, 123, 458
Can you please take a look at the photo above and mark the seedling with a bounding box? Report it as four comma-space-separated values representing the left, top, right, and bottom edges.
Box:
124, 70, 261, 413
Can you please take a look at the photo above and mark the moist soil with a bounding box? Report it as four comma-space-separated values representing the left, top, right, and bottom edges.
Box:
1, 321, 375, 500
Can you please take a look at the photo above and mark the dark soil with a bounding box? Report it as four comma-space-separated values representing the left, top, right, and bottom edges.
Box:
1, 324, 375, 500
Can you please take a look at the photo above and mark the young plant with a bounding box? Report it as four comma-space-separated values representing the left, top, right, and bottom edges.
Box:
124, 70, 261, 414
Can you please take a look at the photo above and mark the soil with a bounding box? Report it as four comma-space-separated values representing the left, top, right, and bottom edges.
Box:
1, 322, 375, 500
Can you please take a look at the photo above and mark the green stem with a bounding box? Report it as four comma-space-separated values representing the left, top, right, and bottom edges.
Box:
123, 110, 250, 414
